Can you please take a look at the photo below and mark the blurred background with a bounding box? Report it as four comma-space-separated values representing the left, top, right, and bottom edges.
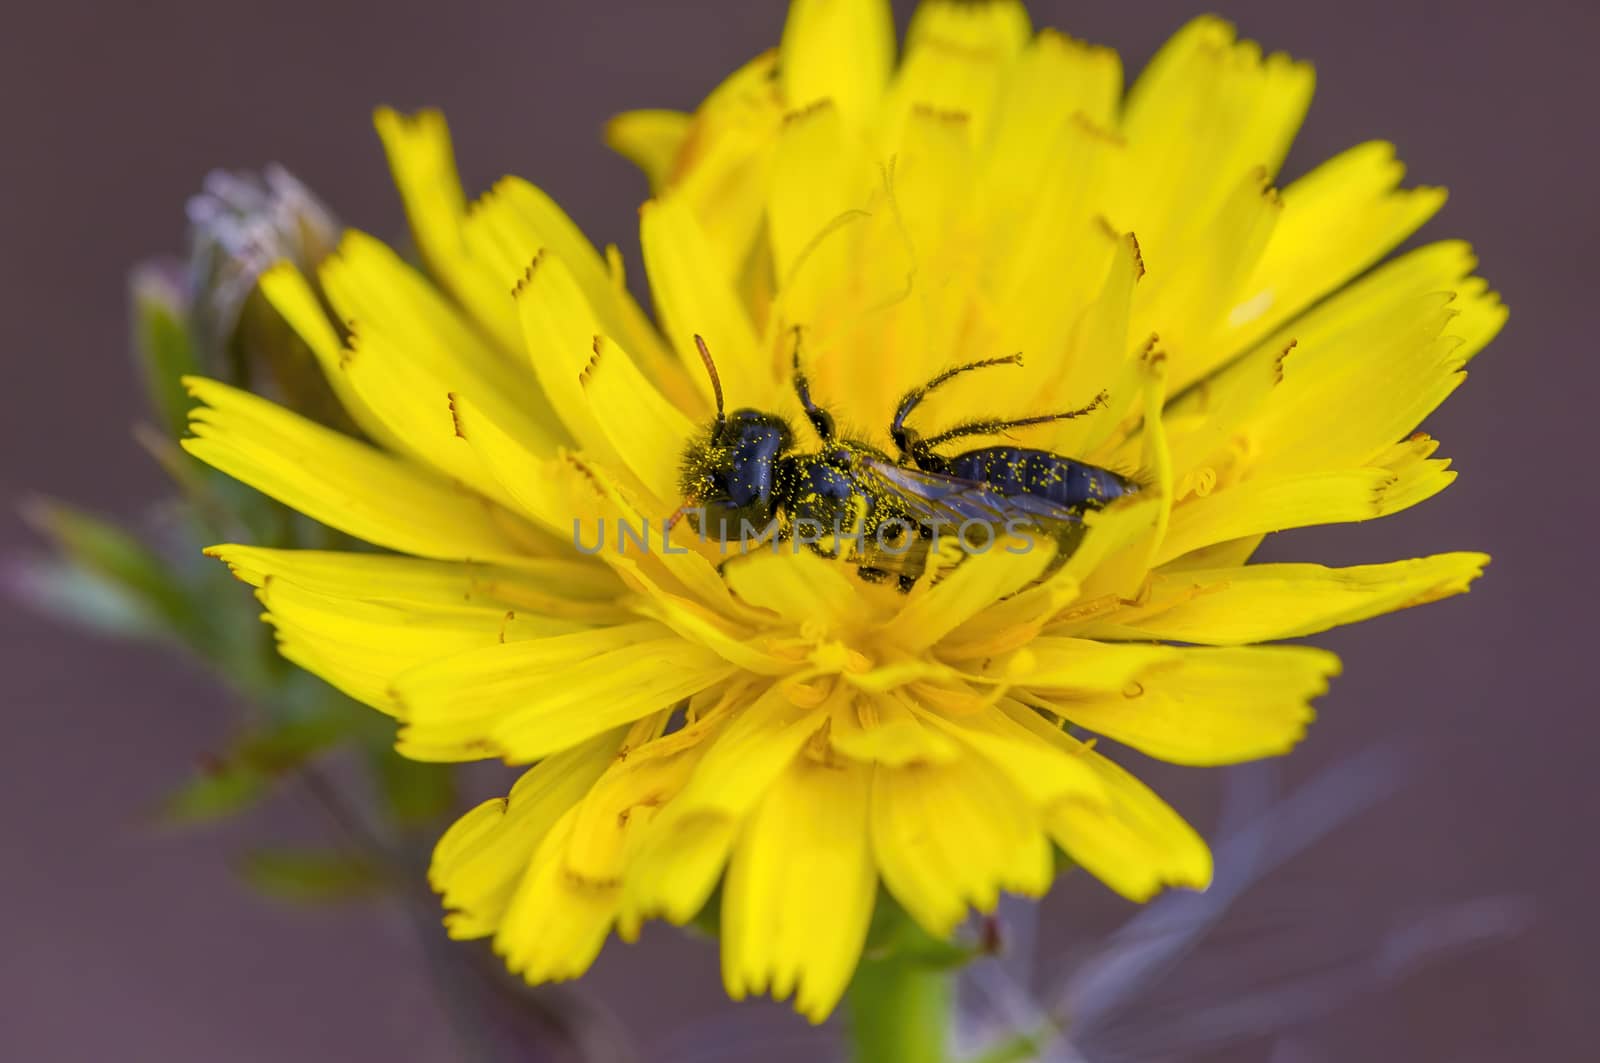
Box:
2, 1, 1593, 1059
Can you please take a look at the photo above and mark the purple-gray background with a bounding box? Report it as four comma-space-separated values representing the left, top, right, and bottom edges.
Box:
2, 1, 1593, 1060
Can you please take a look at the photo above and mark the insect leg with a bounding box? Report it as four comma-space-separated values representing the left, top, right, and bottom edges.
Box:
889, 353, 1024, 454
916, 390, 1110, 451
789, 327, 835, 442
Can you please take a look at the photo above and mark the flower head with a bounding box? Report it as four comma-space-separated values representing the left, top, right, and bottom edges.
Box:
183, 0, 1502, 1022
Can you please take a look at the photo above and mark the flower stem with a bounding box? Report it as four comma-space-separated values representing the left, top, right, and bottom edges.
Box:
845, 954, 955, 1063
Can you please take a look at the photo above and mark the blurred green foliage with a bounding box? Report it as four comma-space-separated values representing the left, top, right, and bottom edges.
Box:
15, 169, 455, 906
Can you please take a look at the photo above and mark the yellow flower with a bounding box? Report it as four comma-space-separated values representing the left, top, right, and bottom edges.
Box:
182, 0, 1502, 1023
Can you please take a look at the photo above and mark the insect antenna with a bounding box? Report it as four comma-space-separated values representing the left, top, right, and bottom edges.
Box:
665, 501, 696, 532
693, 333, 726, 432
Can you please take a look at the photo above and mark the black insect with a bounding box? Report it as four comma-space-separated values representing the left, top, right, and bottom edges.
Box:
888, 352, 1140, 519
676, 334, 1139, 585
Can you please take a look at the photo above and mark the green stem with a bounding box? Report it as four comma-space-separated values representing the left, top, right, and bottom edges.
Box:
846, 955, 955, 1063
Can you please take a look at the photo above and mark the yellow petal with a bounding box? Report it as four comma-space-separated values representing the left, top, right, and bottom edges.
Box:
181, 378, 538, 561
1034, 229, 1143, 458
1253, 320, 1464, 477
564, 726, 709, 889
722, 752, 875, 1023
627, 579, 798, 675
767, 101, 872, 330
545, 447, 771, 625
318, 230, 524, 386
829, 690, 963, 767
604, 108, 692, 192
432, 730, 622, 938
461, 177, 673, 380
1218, 279, 1501, 481
994, 701, 1212, 898
393, 627, 737, 762
510, 248, 667, 489
1164, 241, 1501, 484
780, 0, 895, 129
317, 231, 566, 465
913, 702, 1106, 810
446, 392, 586, 536
978, 637, 1180, 693
986, 29, 1121, 188
665, 51, 785, 285
1082, 552, 1490, 644
1217, 142, 1448, 355
983, 123, 1121, 410
581, 335, 698, 505
861, 106, 991, 407
890, 538, 1055, 653
251, 565, 588, 714
373, 107, 522, 352
881, 0, 1032, 149
948, 496, 1161, 653
907, 0, 1032, 60
207, 543, 622, 618
495, 803, 618, 982
870, 754, 1053, 937
719, 548, 865, 630
1136, 167, 1282, 392
1156, 436, 1455, 566
623, 683, 822, 927
640, 196, 774, 409
1114, 16, 1312, 262
255, 262, 399, 450
1034, 646, 1340, 766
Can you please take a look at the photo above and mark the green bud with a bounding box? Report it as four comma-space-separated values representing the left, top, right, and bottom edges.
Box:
129, 264, 201, 438
181, 166, 352, 429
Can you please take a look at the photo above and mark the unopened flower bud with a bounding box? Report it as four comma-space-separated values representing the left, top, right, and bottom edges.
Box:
180, 165, 350, 428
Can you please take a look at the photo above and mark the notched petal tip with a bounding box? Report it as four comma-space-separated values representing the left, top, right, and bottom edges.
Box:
509, 249, 546, 298
780, 97, 838, 127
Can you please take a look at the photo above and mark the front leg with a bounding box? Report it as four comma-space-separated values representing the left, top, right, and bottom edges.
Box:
789, 327, 835, 442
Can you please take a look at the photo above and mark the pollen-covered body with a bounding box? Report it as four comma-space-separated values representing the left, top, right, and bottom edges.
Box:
928, 446, 1140, 511
775, 441, 921, 536
676, 337, 1129, 577
679, 414, 918, 546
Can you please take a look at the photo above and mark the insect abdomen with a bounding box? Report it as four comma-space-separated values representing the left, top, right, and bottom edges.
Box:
944, 447, 1137, 509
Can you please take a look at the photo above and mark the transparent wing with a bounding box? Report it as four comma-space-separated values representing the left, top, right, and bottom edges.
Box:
858, 456, 1087, 534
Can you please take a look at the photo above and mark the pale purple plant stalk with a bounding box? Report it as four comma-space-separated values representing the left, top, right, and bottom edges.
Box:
955, 747, 1532, 1063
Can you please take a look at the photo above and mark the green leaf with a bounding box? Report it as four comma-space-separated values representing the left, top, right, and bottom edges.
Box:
861, 890, 983, 969
686, 881, 725, 939
130, 264, 200, 439
235, 849, 388, 904
369, 745, 456, 826
10, 559, 160, 639
155, 713, 363, 828
158, 759, 270, 824
239, 713, 360, 772
22, 499, 194, 640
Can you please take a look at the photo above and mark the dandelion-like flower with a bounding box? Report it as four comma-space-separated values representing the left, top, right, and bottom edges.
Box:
183, 0, 1503, 1024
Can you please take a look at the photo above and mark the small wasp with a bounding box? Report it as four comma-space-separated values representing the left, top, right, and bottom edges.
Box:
676, 333, 1139, 585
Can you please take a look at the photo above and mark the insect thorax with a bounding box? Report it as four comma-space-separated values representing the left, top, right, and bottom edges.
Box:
777, 442, 915, 537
